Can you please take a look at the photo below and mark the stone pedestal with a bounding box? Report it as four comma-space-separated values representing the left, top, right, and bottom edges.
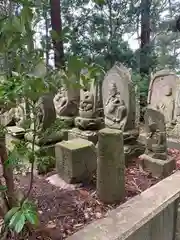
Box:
75, 116, 103, 130
139, 154, 176, 178
97, 128, 125, 204
68, 128, 98, 145
55, 138, 97, 183
123, 129, 145, 165
56, 116, 75, 128
24, 129, 68, 146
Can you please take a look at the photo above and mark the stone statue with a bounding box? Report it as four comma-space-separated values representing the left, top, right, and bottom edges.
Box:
145, 108, 167, 160
104, 82, 127, 130
75, 84, 103, 130
53, 88, 78, 117
25, 94, 57, 144
79, 89, 94, 118
156, 86, 175, 126
139, 106, 176, 178
14, 102, 26, 127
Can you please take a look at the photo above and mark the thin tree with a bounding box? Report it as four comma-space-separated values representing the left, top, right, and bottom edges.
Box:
50, 0, 64, 68
140, 0, 151, 76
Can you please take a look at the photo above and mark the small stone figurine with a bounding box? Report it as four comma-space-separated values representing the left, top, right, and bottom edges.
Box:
75, 85, 103, 130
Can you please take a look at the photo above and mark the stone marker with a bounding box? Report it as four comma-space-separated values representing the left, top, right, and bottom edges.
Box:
97, 128, 125, 203
55, 138, 97, 183
139, 106, 176, 178
102, 63, 144, 164
25, 94, 67, 174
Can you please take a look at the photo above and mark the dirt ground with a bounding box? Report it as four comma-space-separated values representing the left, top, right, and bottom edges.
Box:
4, 148, 180, 239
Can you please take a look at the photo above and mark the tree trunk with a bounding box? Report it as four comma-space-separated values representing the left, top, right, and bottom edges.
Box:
140, 0, 151, 76
50, 0, 64, 68
0, 138, 16, 208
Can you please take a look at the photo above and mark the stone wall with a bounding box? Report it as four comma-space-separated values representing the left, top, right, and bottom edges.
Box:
67, 171, 180, 240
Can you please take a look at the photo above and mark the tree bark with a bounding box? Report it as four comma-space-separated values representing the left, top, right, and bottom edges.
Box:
50, 0, 65, 68
0, 138, 16, 208
140, 0, 151, 76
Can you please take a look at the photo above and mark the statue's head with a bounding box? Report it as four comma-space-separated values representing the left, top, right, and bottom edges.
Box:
109, 82, 118, 96
164, 86, 172, 96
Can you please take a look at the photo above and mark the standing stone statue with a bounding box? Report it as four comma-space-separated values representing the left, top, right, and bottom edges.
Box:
148, 69, 180, 138
25, 94, 64, 145
102, 63, 144, 164
139, 107, 175, 177
68, 78, 103, 145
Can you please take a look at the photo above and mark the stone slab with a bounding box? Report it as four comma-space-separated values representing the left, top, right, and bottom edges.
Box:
7, 126, 25, 137
67, 171, 180, 240
139, 154, 176, 178
5, 126, 25, 152
56, 138, 97, 183
68, 128, 98, 145
46, 174, 75, 190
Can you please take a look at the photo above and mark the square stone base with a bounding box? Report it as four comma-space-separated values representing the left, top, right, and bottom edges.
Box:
56, 138, 97, 184
68, 128, 98, 145
139, 154, 176, 178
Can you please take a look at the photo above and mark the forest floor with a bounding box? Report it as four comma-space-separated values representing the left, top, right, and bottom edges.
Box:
4, 148, 180, 239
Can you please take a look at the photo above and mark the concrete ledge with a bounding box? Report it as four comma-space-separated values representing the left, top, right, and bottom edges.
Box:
67, 171, 180, 240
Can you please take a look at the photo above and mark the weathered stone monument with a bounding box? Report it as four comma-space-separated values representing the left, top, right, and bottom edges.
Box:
97, 128, 125, 203
56, 138, 97, 183
139, 107, 176, 177
68, 78, 103, 145
25, 94, 67, 173
102, 63, 144, 163
148, 69, 180, 139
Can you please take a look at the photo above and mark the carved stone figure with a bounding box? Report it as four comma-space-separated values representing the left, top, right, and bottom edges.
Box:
79, 90, 94, 118
139, 107, 176, 177
53, 88, 78, 117
104, 82, 127, 130
25, 94, 60, 145
156, 86, 175, 126
102, 63, 136, 132
145, 113, 167, 160
102, 63, 144, 164
14, 101, 26, 127
75, 86, 103, 130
